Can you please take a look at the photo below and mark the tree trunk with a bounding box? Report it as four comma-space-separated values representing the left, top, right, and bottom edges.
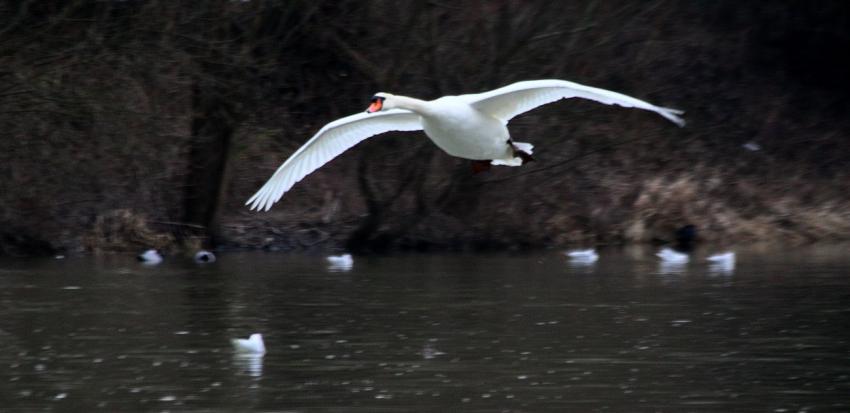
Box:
182, 81, 235, 246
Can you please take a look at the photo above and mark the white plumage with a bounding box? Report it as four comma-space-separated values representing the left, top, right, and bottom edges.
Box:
565, 248, 599, 263
193, 250, 216, 263
137, 249, 163, 265
656, 247, 689, 264
326, 254, 354, 271
707, 251, 735, 265
247, 79, 685, 211
231, 333, 266, 355
707, 252, 736, 275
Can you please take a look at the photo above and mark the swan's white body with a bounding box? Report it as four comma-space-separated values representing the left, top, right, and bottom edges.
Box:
231, 333, 266, 355
656, 247, 689, 264
247, 79, 685, 211
420, 96, 514, 161
566, 248, 599, 263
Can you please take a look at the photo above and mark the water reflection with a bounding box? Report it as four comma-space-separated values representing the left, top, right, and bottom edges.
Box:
657, 260, 688, 274
708, 260, 735, 276
0, 247, 849, 412
420, 339, 445, 360
232, 354, 263, 378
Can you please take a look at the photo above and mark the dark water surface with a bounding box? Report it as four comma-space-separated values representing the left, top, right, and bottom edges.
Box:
1, 246, 849, 412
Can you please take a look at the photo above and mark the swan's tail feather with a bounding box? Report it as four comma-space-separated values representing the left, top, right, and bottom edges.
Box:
512, 141, 534, 155
491, 158, 522, 166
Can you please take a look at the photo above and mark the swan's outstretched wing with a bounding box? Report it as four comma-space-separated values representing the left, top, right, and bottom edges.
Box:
246, 109, 422, 211
460, 79, 685, 126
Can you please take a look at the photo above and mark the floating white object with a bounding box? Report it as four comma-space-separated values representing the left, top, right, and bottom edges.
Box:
326, 254, 353, 271
194, 250, 216, 263
707, 251, 736, 275
742, 141, 761, 151
422, 341, 446, 360
246, 79, 685, 211
565, 249, 599, 263
656, 247, 689, 264
137, 249, 163, 265
231, 333, 266, 355
707, 251, 735, 265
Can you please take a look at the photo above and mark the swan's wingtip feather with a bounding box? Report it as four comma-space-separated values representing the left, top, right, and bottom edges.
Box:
663, 111, 686, 127
657, 106, 686, 127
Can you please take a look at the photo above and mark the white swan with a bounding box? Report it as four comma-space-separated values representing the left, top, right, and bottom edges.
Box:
656, 247, 689, 264
231, 333, 266, 355
246, 79, 685, 211
565, 248, 599, 263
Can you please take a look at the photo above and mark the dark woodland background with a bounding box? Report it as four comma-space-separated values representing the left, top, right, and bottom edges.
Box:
1, 1, 849, 255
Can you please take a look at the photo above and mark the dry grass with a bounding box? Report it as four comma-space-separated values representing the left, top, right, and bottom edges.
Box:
83, 209, 175, 253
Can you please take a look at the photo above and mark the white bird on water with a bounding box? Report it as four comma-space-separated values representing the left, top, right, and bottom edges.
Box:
565, 249, 599, 263
137, 249, 163, 265
194, 250, 216, 263
707, 251, 736, 274
231, 333, 266, 355
656, 247, 689, 264
707, 251, 735, 265
246, 79, 685, 211
326, 254, 354, 271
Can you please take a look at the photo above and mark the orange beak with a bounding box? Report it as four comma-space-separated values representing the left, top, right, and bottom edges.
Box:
366, 99, 383, 113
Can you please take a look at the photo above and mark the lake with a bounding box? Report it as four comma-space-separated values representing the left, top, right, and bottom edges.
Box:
1, 246, 849, 412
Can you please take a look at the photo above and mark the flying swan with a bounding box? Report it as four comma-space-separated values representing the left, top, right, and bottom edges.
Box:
247, 79, 685, 211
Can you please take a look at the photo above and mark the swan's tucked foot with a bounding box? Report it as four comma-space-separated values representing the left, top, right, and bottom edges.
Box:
511, 141, 535, 164
489, 140, 534, 167
514, 149, 534, 164
471, 160, 492, 174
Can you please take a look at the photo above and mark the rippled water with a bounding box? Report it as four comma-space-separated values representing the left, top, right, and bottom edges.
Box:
1, 246, 849, 412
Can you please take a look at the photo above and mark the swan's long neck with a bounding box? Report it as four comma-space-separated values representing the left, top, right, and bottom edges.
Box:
388, 95, 432, 116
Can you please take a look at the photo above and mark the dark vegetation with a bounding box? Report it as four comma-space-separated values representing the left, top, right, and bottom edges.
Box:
1, 1, 849, 255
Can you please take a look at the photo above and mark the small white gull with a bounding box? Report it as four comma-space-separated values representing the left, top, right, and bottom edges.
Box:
326, 254, 353, 271
656, 247, 689, 264
194, 250, 216, 263
565, 249, 599, 263
137, 249, 163, 265
231, 333, 266, 355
